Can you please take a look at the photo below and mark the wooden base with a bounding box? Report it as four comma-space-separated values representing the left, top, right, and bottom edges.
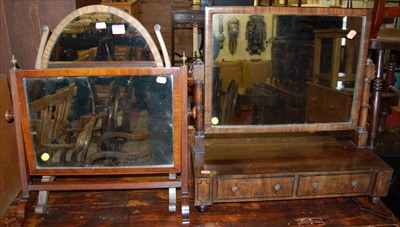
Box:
13, 175, 189, 226
193, 136, 393, 209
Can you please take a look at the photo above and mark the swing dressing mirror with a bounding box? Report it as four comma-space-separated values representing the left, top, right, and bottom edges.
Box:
14, 68, 186, 175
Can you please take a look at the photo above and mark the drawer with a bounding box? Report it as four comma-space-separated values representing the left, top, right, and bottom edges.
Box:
297, 173, 371, 196
173, 12, 204, 23
323, 91, 352, 120
216, 176, 294, 201
306, 89, 323, 107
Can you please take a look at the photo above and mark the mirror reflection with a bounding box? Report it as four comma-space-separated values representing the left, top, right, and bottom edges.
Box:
211, 14, 363, 126
50, 12, 154, 62
24, 75, 173, 168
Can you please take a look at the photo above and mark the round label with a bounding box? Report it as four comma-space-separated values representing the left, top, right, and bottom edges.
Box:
41, 153, 50, 161
211, 117, 219, 125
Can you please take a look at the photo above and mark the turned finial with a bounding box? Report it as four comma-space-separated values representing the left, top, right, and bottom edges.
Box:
182, 52, 187, 65
11, 55, 18, 69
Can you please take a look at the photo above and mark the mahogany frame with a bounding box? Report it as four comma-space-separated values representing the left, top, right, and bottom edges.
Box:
203, 7, 372, 134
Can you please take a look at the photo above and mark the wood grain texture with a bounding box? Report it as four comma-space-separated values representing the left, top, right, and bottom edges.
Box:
3, 1, 42, 70
0, 75, 20, 217
0, 1, 12, 75
1, 189, 399, 226
1, 0, 76, 71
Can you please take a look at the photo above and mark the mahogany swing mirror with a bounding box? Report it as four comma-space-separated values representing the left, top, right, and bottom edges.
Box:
9, 5, 189, 225
13, 68, 186, 173
191, 6, 392, 213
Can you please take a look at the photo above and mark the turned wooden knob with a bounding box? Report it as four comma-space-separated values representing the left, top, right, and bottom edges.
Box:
5, 109, 14, 123
191, 106, 197, 119
274, 184, 281, 193
312, 183, 319, 192
231, 185, 238, 193
351, 180, 358, 190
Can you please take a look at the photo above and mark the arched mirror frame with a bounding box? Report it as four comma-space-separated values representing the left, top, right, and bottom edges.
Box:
40, 5, 164, 69
203, 7, 372, 134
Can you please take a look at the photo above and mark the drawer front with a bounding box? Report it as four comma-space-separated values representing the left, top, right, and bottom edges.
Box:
306, 86, 324, 107
305, 106, 324, 123
173, 12, 204, 23
297, 173, 371, 196
323, 91, 352, 120
216, 176, 294, 201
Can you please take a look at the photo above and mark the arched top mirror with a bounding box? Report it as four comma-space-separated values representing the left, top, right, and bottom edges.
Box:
40, 5, 164, 69
204, 7, 371, 134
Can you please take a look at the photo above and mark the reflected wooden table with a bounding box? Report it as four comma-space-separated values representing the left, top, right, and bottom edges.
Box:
171, 6, 204, 65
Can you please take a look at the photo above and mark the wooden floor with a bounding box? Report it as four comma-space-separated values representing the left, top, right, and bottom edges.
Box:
1, 188, 399, 226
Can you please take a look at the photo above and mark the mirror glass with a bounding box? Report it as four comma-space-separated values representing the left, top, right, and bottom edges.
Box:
49, 12, 154, 62
23, 75, 174, 168
209, 11, 366, 129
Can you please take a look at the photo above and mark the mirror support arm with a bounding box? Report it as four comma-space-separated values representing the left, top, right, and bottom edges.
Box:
192, 62, 205, 153
35, 26, 49, 70
354, 58, 375, 148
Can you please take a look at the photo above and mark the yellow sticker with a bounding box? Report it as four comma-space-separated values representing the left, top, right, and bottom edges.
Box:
211, 117, 219, 125
41, 153, 50, 161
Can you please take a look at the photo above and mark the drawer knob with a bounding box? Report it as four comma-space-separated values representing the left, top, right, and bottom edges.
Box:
273, 184, 281, 193
312, 183, 319, 192
231, 185, 238, 193
351, 180, 358, 190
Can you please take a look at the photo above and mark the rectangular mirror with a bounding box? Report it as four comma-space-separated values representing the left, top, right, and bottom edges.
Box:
15, 68, 186, 175
204, 7, 371, 134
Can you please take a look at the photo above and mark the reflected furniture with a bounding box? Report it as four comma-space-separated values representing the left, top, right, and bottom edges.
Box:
305, 82, 353, 123
171, 6, 205, 65
101, 0, 140, 18
191, 6, 393, 213
8, 5, 190, 226
312, 29, 358, 89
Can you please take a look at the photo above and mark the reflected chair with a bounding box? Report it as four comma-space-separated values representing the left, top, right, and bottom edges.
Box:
220, 79, 239, 124
87, 111, 151, 165
29, 83, 96, 166
87, 80, 151, 165
96, 80, 119, 132
368, 0, 400, 148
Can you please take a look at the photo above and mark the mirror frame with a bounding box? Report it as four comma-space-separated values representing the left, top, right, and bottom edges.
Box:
40, 5, 164, 69
204, 6, 372, 134
12, 67, 187, 175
